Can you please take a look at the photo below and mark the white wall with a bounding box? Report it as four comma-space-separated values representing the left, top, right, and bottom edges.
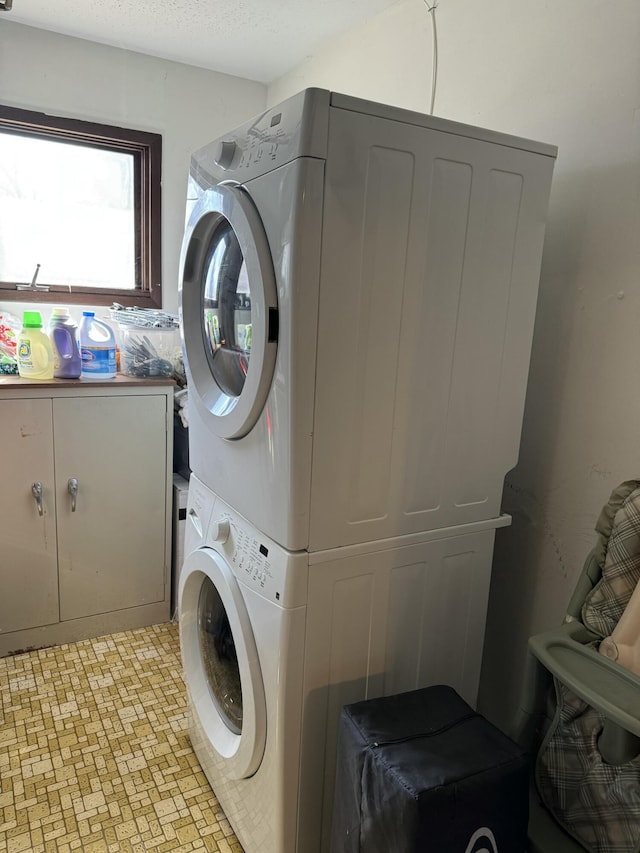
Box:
268, 0, 432, 113
0, 21, 266, 316
270, 0, 640, 734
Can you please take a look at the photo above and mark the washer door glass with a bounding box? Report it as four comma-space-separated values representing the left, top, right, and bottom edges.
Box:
198, 575, 243, 734
180, 184, 278, 440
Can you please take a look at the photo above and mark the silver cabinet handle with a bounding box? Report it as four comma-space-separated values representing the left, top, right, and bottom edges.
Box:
68, 478, 78, 512
32, 482, 44, 516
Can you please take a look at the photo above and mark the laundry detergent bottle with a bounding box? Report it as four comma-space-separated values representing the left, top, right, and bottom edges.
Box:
17, 311, 54, 380
49, 307, 82, 379
79, 311, 117, 380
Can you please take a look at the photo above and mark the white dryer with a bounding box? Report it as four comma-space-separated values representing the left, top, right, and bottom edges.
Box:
179, 89, 556, 552
179, 475, 512, 852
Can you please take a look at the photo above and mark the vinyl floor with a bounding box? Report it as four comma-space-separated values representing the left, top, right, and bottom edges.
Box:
0, 622, 244, 853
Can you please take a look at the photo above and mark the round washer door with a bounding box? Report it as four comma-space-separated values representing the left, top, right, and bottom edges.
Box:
179, 547, 266, 779
180, 184, 278, 440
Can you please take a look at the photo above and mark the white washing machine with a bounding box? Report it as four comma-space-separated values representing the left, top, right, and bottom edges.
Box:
179, 88, 556, 553
179, 475, 512, 852
179, 476, 307, 852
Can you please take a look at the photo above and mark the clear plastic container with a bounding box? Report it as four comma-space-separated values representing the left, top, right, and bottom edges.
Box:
79, 312, 117, 380
49, 307, 81, 379
118, 325, 180, 377
17, 311, 54, 380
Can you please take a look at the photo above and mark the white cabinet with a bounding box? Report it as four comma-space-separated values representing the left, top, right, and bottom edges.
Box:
0, 380, 173, 656
1, 398, 58, 634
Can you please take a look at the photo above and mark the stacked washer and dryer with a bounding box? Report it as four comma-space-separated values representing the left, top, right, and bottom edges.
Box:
178, 89, 556, 853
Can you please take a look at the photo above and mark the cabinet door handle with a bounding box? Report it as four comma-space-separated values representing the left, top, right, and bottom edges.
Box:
32, 482, 44, 516
68, 478, 78, 512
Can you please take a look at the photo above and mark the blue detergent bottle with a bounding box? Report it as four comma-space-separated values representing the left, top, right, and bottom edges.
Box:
49, 307, 82, 379
79, 311, 117, 380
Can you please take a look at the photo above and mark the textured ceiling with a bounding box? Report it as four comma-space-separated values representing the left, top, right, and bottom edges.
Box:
3, 0, 404, 83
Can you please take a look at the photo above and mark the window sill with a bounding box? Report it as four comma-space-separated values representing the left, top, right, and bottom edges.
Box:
0, 286, 161, 309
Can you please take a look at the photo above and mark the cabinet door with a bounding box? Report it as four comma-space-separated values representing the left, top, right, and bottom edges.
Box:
55, 394, 168, 621
0, 399, 59, 633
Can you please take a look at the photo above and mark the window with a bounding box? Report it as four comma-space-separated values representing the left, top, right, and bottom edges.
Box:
0, 105, 162, 307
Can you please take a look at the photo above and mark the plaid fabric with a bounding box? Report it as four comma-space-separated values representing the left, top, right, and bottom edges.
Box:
583, 486, 640, 638
536, 483, 640, 853
537, 680, 640, 853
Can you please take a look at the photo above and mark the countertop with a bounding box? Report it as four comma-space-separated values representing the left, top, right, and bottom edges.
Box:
0, 374, 175, 389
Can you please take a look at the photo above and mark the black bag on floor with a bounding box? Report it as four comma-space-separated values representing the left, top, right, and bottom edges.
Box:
331, 685, 529, 853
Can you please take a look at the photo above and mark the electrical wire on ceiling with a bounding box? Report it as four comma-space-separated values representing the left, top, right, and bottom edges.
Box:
423, 0, 439, 115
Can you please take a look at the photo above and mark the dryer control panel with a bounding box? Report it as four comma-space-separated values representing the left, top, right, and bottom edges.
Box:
190, 88, 331, 189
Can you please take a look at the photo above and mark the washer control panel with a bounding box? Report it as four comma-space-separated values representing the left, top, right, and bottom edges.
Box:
229, 514, 306, 608
205, 504, 307, 609
228, 518, 274, 591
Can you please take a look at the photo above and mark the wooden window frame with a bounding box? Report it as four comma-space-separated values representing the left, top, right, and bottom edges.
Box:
0, 105, 162, 308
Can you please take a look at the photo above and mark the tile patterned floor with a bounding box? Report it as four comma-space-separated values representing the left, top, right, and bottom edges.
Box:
0, 622, 244, 853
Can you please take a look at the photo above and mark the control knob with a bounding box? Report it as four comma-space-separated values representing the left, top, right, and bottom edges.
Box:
213, 140, 238, 170
210, 518, 230, 544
